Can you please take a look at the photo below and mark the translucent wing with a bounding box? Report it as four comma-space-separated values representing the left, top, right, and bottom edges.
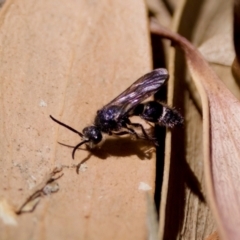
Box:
103, 68, 169, 117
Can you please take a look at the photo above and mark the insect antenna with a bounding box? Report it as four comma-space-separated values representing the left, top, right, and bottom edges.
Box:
50, 115, 90, 159
50, 115, 83, 137
72, 140, 89, 159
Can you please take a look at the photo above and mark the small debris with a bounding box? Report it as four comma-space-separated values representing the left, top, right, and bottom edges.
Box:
17, 197, 41, 214
43, 182, 60, 195
16, 167, 63, 214
39, 99, 47, 107
79, 163, 88, 172
0, 199, 17, 225
138, 182, 152, 191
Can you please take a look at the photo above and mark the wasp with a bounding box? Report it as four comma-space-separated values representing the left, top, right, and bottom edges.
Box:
50, 68, 183, 159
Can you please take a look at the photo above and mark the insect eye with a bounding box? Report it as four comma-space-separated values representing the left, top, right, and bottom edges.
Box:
93, 131, 102, 144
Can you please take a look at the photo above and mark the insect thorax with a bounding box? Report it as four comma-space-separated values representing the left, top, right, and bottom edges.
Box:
94, 105, 123, 133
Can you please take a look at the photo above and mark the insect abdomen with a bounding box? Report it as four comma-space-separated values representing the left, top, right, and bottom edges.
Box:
133, 101, 183, 128
159, 107, 183, 128
133, 102, 163, 122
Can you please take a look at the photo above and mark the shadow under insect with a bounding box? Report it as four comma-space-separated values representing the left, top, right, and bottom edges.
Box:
78, 136, 154, 160
60, 136, 155, 173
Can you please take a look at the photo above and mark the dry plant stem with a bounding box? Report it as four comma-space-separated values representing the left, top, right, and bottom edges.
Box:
16, 167, 63, 214
146, 192, 159, 240
151, 20, 212, 234
233, 0, 240, 85
234, 0, 240, 63
151, 20, 239, 240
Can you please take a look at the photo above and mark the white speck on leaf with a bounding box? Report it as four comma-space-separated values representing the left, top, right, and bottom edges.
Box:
138, 182, 152, 191
39, 99, 47, 107
79, 163, 88, 172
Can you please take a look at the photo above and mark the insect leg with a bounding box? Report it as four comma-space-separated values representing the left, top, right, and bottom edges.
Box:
120, 118, 151, 139
113, 131, 131, 136
113, 125, 158, 145
123, 126, 144, 139
127, 122, 151, 140
113, 129, 141, 139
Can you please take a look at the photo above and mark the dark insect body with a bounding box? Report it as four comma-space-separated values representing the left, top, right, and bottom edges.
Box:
50, 68, 183, 159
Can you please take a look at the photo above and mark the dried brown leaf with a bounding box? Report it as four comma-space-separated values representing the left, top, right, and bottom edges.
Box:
205, 231, 220, 240
198, 35, 235, 66
151, 20, 240, 240
0, 0, 154, 239
146, 0, 171, 28
185, 0, 239, 105
151, 1, 215, 239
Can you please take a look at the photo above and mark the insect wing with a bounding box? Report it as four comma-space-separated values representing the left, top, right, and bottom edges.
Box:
104, 68, 168, 115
